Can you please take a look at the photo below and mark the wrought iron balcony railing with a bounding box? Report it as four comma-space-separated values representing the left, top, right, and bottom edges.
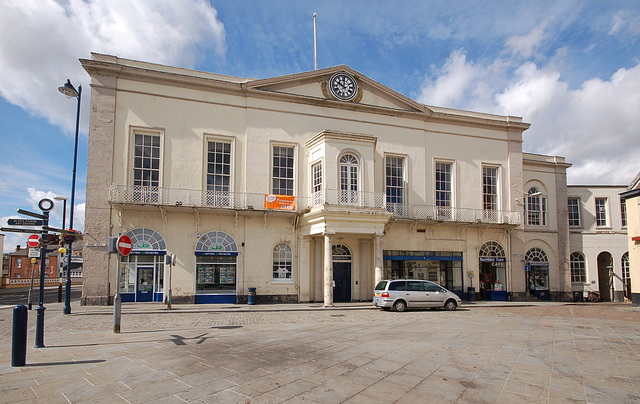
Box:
108, 184, 520, 225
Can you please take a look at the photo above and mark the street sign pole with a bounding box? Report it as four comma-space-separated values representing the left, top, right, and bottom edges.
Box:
114, 251, 121, 333
113, 234, 131, 333
34, 199, 54, 348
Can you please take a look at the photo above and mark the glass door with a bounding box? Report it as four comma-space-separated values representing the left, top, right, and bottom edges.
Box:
136, 266, 154, 302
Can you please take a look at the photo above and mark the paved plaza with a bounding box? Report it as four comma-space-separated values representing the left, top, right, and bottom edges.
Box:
2, 300, 640, 403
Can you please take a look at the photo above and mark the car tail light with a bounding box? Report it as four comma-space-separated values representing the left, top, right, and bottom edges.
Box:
381, 292, 389, 298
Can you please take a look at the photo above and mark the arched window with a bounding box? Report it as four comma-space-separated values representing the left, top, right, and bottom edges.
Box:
570, 252, 586, 283
339, 154, 359, 204
525, 247, 548, 263
125, 227, 167, 252
273, 243, 293, 281
479, 241, 505, 258
195, 231, 237, 254
526, 187, 547, 226
622, 252, 630, 281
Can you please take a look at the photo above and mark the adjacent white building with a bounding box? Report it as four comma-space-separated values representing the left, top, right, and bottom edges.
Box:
79, 53, 626, 306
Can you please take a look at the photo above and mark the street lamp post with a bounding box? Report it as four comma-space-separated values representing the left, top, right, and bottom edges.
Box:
58, 79, 81, 315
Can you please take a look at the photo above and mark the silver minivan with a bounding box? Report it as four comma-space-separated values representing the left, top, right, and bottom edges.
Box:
373, 279, 462, 312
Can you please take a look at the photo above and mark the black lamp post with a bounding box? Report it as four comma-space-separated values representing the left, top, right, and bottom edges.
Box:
58, 79, 81, 315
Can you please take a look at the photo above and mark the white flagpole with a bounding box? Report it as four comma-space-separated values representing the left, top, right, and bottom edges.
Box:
313, 12, 317, 70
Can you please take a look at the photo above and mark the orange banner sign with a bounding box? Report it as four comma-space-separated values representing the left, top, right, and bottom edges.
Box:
264, 194, 296, 210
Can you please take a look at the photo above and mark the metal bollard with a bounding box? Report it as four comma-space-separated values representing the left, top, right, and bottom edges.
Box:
248, 287, 256, 305
58, 282, 63, 302
12, 305, 28, 367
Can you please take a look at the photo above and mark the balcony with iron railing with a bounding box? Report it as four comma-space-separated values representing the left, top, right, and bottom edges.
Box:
108, 184, 520, 225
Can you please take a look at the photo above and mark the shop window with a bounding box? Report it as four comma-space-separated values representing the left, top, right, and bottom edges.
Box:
273, 243, 293, 281
195, 231, 238, 295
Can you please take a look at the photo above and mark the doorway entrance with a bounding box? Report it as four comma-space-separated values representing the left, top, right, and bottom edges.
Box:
597, 252, 613, 301
332, 244, 352, 302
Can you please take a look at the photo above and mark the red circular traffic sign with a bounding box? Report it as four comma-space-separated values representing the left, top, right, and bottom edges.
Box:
27, 234, 40, 248
117, 235, 132, 256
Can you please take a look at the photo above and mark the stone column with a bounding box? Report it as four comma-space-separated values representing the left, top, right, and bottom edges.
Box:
298, 236, 311, 302
374, 234, 383, 286
359, 238, 369, 300
324, 232, 334, 307
314, 237, 322, 302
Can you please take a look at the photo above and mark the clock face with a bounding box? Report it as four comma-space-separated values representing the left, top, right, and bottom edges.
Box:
329, 73, 358, 101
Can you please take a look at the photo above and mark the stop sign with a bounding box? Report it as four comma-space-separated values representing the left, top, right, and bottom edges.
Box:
117, 235, 132, 256
27, 234, 40, 248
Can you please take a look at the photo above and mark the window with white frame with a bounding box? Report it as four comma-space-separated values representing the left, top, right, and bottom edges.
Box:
595, 198, 607, 227
568, 198, 581, 227
312, 161, 323, 194
526, 187, 547, 226
621, 198, 627, 227
339, 154, 359, 203
272, 145, 295, 196
482, 166, 498, 211
207, 140, 231, 192
622, 252, 630, 282
386, 156, 404, 215
133, 133, 161, 187
206, 140, 231, 206
435, 162, 452, 217
15, 258, 22, 268
570, 252, 586, 283
273, 243, 293, 281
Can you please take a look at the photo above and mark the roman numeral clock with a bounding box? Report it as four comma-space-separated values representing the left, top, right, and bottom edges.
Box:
328, 72, 358, 101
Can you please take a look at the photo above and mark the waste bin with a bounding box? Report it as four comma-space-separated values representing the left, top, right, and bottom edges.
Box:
573, 291, 583, 302
248, 287, 256, 305
467, 287, 475, 302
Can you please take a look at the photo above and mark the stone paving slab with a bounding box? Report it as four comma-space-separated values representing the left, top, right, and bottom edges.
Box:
2, 301, 640, 403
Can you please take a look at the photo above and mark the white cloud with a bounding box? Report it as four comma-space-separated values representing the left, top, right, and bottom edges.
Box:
418, 47, 640, 185
0, 0, 226, 135
505, 20, 551, 59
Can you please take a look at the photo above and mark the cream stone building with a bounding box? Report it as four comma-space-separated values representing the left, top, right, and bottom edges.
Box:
621, 173, 640, 306
80, 53, 581, 306
568, 185, 629, 302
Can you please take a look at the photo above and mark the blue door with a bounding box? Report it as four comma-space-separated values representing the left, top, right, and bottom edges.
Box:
136, 267, 154, 302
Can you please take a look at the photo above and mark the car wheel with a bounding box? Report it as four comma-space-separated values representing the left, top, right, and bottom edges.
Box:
444, 299, 457, 311
393, 300, 406, 312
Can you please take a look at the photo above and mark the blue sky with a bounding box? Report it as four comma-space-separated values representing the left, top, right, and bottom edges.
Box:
2, 0, 640, 254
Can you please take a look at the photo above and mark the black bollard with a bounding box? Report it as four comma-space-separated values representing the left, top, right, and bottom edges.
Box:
12, 305, 28, 367
58, 282, 63, 302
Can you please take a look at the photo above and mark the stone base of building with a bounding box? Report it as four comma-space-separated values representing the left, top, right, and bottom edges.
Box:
237, 294, 298, 305
81, 296, 111, 306
632, 293, 640, 307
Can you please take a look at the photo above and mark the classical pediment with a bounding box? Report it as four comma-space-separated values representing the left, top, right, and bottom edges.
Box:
244, 65, 428, 115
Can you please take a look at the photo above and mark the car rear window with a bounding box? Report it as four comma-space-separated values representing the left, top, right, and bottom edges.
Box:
374, 281, 388, 291
388, 281, 406, 291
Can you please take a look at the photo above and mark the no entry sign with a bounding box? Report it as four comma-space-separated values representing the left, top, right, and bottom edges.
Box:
117, 235, 132, 256
27, 234, 40, 248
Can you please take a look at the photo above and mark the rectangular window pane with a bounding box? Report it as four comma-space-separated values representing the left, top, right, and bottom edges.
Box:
133, 134, 160, 187
568, 198, 580, 227
207, 140, 231, 194
435, 162, 452, 207
483, 167, 498, 210
621, 198, 627, 227
386, 157, 404, 204
595, 198, 607, 227
272, 146, 294, 195
312, 162, 323, 194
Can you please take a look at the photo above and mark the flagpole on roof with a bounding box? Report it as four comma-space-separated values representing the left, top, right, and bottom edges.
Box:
313, 12, 318, 70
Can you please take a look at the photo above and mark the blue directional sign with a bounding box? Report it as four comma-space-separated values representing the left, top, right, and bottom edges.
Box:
7, 218, 44, 226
